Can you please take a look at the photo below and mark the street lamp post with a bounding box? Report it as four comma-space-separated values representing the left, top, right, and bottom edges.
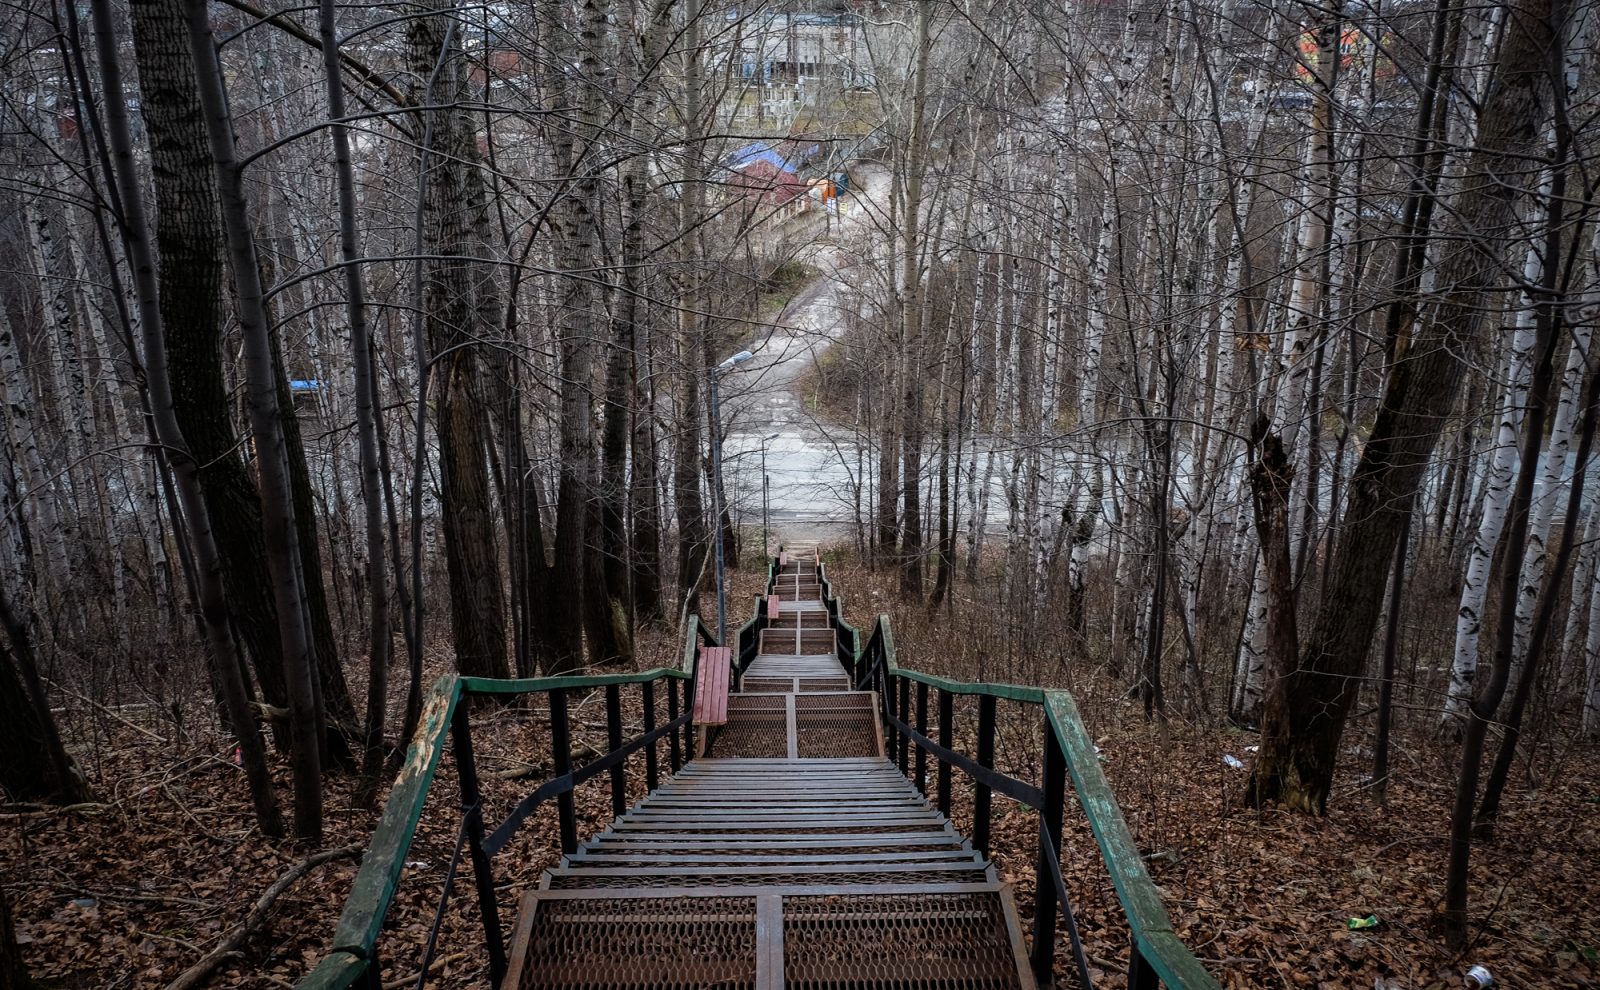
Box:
709, 350, 754, 646
760, 432, 780, 559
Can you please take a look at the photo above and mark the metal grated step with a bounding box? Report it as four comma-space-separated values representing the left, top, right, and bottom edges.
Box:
784, 891, 1030, 989
505, 894, 758, 990
707, 693, 882, 760
506, 889, 1032, 990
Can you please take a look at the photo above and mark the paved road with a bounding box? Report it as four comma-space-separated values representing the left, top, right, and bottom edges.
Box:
718, 165, 893, 546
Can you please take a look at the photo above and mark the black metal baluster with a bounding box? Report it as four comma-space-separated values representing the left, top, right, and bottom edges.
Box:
643, 679, 659, 791
974, 694, 996, 856
914, 680, 929, 795
449, 700, 507, 986
937, 689, 953, 817
605, 683, 625, 819
1128, 944, 1159, 990
362, 948, 382, 990
548, 688, 577, 855
897, 677, 911, 775
667, 678, 682, 773
1032, 722, 1067, 987
882, 670, 898, 760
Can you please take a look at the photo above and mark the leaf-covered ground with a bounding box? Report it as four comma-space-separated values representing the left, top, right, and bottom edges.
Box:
5, 563, 1598, 988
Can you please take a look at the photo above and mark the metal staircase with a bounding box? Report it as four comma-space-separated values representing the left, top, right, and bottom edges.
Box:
503, 546, 1035, 989
297, 544, 1221, 990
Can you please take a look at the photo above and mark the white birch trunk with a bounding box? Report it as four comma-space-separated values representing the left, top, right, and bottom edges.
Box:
0, 305, 70, 581
1505, 323, 1593, 703
1445, 290, 1535, 721
971, 444, 996, 577
1233, 554, 1269, 722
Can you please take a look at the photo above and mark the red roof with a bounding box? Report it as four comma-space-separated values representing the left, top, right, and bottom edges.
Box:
728, 159, 806, 205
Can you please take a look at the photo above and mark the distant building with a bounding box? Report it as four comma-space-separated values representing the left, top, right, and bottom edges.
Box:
722, 141, 810, 219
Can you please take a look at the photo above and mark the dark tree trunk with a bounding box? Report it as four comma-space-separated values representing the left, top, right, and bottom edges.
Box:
273, 333, 357, 757
1245, 423, 1299, 805
632, 355, 664, 624
547, 0, 602, 673
1, 886, 34, 990
1371, 510, 1410, 804
897, 0, 933, 598
876, 378, 900, 565
315, 0, 388, 781
407, 0, 509, 681
0, 641, 55, 801
930, 367, 955, 610
92, 1, 283, 836
595, 318, 635, 663
0, 593, 90, 804
125, 0, 292, 725
1250, 0, 1556, 813
674, 0, 709, 619
185, 0, 326, 839
1139, 416, 1175, 722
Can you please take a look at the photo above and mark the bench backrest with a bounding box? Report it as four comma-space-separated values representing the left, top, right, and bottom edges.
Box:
692, 646, 732, 727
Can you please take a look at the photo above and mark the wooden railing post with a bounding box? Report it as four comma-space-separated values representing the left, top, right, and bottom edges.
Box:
914, 680, 929, 796
642, 679, 659, 792
449, 700, 507, 986
974, 694, 996, 856
937, 688, 953, 816
1031, 721, 1067, 987
548, 688, 577, 855
605, 683, 626, 820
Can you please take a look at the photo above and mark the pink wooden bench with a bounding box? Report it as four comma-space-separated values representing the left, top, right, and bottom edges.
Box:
692, 645, 732, 757
766, 595, 781, 620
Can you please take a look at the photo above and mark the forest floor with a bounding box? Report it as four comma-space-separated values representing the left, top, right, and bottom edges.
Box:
6, 559, 1598, 989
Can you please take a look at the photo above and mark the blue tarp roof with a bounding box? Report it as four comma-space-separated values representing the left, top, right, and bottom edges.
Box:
725, 141, 798, 175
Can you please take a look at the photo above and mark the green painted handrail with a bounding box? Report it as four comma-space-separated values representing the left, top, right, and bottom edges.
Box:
856, 609, 1220, 990
1043, 690, 1218, 989
297, 656, 698, 990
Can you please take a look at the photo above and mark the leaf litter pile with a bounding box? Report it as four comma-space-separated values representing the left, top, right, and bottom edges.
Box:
5, 569, 1599, 989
